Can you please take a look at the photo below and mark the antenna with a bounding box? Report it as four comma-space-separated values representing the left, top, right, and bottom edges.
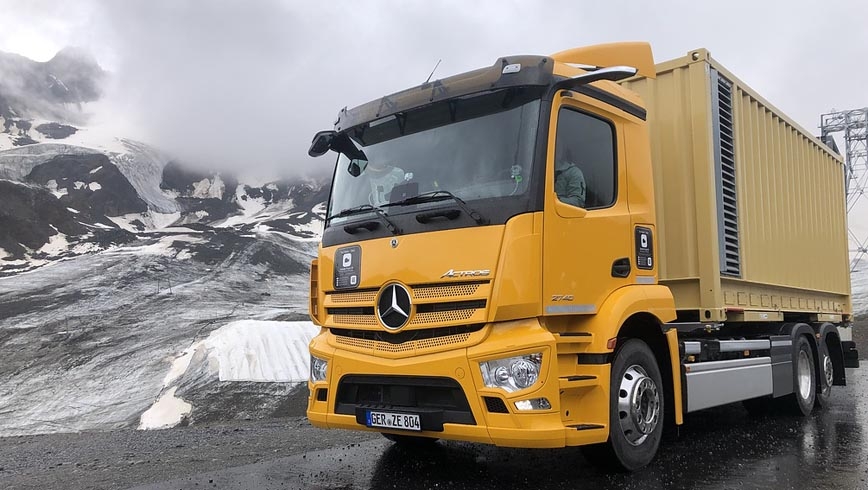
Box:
424, 59, 442, 84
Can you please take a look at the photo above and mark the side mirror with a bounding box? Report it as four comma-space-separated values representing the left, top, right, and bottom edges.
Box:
309, 130, 336, 157
347, 158, 368, 177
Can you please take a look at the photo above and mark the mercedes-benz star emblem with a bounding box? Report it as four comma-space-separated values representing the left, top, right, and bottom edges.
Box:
377, 283, 412, 330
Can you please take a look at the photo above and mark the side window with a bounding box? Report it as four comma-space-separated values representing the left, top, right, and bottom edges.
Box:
554, 108, 616, 209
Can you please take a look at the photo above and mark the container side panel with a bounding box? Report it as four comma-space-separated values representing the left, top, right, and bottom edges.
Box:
622, 51, 850, 317
734, 83, 848, 298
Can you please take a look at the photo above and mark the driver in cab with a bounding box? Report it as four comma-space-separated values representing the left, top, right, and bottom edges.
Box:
367, 159, 408, 206
555, 148, 586, 208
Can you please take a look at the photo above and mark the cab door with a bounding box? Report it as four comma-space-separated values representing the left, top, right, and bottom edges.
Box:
542, 92, 633, 316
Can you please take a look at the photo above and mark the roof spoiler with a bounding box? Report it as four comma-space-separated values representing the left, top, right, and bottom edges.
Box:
550, 42, 656, 79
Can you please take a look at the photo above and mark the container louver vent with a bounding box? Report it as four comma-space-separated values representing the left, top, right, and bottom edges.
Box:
712, 70, 741, 277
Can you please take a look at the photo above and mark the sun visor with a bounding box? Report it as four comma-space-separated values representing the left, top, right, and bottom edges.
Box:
550, 42, 656, 79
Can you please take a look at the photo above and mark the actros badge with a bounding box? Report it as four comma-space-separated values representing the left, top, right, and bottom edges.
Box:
441, 269, 490, 278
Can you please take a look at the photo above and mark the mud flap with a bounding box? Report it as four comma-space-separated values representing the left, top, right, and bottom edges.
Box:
842, 341, 860, 368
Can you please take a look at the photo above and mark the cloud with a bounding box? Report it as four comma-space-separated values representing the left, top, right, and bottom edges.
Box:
1, 0, 867, 180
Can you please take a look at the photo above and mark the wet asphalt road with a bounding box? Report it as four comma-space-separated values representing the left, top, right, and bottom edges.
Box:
132, 367, 868, 490
2, 367, 866, 489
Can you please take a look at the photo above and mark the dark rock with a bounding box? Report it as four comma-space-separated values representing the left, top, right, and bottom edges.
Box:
35, 122, 77, 139
26, 153, 148, 217
12, 135, 37, 146
0, 180, 86, 258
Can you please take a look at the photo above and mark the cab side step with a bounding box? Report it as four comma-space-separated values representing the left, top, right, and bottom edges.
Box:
567, 423, 605, 431
559, 375, 598, 390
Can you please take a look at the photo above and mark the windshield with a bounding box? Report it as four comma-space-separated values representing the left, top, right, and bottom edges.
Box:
327, 87, 542, 223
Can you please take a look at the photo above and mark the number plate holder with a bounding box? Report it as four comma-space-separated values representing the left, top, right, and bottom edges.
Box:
366, 410, 421, 431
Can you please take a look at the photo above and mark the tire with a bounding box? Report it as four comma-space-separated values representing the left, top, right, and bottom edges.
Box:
582, 339, 664, 471
815, 339, 834, 408
381, 432, 438, 446
780, 335, 816, 416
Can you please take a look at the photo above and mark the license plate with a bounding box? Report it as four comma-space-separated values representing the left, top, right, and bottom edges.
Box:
366, 410, 421, 431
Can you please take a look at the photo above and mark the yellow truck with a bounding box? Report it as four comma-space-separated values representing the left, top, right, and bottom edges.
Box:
305, 42, 860, 470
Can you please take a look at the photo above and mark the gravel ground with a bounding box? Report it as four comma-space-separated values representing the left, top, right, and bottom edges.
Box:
2, 368, 867, 489
0, 417, 378, 490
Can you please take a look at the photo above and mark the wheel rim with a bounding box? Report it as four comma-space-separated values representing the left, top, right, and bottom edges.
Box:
823, 354, 833, 390
797, 349, 813, 400
617, 364, 660, 447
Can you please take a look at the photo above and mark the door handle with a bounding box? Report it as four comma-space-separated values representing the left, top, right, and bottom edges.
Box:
611, 258, 631, 278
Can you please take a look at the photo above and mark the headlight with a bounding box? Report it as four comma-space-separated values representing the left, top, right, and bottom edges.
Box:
480, 353, 542, 393
310, 355, 328, 382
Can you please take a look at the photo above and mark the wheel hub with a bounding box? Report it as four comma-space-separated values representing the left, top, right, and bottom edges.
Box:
617, 364, 660, 446
797, 349, 812, 400
823, 354, 834, 389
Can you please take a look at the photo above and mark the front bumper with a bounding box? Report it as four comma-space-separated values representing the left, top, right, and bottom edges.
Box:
306, 318, 610, 448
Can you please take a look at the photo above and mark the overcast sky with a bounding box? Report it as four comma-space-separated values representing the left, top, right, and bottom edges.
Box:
0, 0, 866, 180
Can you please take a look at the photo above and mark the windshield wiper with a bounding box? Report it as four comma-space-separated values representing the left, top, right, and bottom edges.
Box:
327, 204, 400, 235
382, 191, 488, 225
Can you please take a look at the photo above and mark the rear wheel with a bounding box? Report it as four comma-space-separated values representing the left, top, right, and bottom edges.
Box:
780, 335, 816, 416
582, 339, 664, 471
813, 337, 833, 408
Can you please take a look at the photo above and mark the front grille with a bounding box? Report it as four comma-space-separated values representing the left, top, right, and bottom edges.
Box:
336, 375, 476, 426
328, 301, 485, 327
327, 289, 378, 303
335, 333, 473, 353
413, 282, 486, 299
333, 314, 378, 326
332, 324, 482, 353
332, 324, 484, 344
483, 396, 509, 413
327, 306, 375, 315
416, 299, 486, 313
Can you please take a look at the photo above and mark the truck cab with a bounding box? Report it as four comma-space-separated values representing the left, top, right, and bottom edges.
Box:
305, 42, 857, 470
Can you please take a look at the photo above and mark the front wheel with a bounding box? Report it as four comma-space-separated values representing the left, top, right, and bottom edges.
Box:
582, 339, 664, 471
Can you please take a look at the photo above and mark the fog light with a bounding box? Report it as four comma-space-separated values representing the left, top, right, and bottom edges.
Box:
480, 353, 542, 393
514, 397, 551, 411
310, 355, 328, 382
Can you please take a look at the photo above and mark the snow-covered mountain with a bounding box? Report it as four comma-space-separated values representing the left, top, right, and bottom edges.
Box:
0, 48, 329, 436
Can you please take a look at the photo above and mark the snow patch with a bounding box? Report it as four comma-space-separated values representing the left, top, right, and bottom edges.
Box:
74, 181, 86, 190
151, 211, 181, 229
108, 211, 181, 232
192, 175, 225, 199
89, 165, 103, 174
218, 185, 267, 228
0, 247, 7, 259
39, 231, 69, 255
106, 235, 198, 257
88, 182, 101, 191
66, 207, 79, 214
71, 242, 102, 255
138, 387, 192, 430
46, 179, 68, 198
163, 320, 319, 384
163, 349, 196, 387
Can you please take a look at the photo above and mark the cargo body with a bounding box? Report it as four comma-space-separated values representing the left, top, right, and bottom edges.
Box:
305, 43, 859, 471
622, 50, 850, 323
